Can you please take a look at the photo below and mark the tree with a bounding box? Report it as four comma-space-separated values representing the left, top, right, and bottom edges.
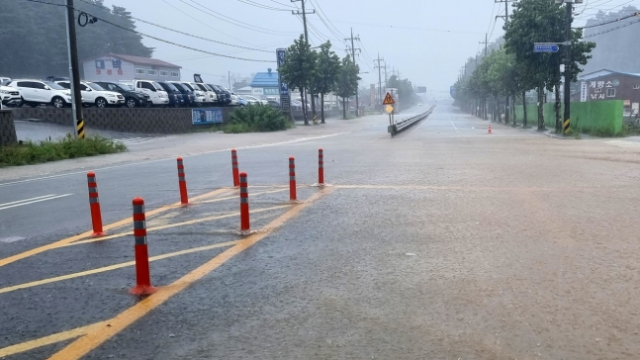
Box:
505, 0, 594, 130
335, 56, 359, 119
311, 41, 341, 123
279, 35, 315, 125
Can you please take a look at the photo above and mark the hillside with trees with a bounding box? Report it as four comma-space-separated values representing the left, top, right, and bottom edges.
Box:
0, 0, 152, 78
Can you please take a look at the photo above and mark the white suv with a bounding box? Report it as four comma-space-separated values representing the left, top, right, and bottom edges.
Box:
8, 79, 72, 108
55, 81, 124, 108
120, 80, 169, 106
0, 85, 21, 107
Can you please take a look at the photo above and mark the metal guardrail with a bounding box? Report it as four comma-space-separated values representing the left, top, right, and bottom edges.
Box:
388, 105, 436, 137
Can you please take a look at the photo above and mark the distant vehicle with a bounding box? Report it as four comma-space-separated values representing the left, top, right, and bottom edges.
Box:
207, 84, 231, 106
227, 88, 241, 106
267, 100, 280, 109
119, 80, 169, 106
7, 79, 72, 108
0, 84, 22, 107
183, 81, 216, 105
94, 81, 151, 108
418, 102, 423, 106
169, 82, 197, 107
170, 81, 206, 106
237, 96, 248, 106
243, 95, 268, 105
45, 76, 69, 82
56, 80, 124, 108
157, 81, 185, 107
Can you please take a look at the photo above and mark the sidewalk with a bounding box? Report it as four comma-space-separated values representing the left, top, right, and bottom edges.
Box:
0, 113, 387, 182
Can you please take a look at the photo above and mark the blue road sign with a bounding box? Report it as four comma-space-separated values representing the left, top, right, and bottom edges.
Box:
534, 44, 560, 53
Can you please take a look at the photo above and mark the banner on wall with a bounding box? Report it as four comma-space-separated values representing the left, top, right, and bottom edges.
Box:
192, 108, 223, 125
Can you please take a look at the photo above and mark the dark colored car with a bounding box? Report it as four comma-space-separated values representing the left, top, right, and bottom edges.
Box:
94, 81, 151, 108
169, 82, 196, 107
206, 84, 231, 106
157, 82, 185, 107
45, 76, 69, 82
267, 100, 281, 109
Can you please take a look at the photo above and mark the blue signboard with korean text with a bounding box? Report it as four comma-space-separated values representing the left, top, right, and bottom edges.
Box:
111, 59, 122, 69
192, 108, 223, 125
276, 48, 291, 112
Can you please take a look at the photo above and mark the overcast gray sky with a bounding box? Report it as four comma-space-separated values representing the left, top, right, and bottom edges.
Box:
101, 0, 640, 97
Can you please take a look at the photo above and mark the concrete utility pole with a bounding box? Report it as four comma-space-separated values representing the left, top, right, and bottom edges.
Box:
563, 1, 572, 135
345, 28, 361, 117
64, 0, 84, 139
479, 33, 488, 119
374, 54, 386, 105
494, 0, 512, 22
291, 0, 315, 124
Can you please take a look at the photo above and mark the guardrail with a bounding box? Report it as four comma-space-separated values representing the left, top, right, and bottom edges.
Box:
388, 105, 436, 137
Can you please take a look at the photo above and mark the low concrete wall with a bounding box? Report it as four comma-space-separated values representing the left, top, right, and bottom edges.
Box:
0, 110, 17, 146
11, 107, 237, 134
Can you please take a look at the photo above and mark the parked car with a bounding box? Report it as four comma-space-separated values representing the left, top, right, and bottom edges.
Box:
45, 76, 69, 82
168, 82, 197, 107
157, 82, 185, 107
55, 81, 124, 108
119, 80, 169, 106
0, 77, 12, 86
237, 96, 248, 106
7, 79, 72, 108
195, 83, 218, 105
0, 84, 22, 107
226, 89, 241, 106
204, 84, 226, 106
94, 81, 151, 108
267, 100, 281, 109
243, 95, 268, 105
171, 81, 207, 106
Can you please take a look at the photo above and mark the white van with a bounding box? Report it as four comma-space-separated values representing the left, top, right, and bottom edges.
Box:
120, 80, 169, 106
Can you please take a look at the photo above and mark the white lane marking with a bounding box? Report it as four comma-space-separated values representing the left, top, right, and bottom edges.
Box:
446, 111, 458, 132
0, 132, 350, 188
0, 236, 26, 243
0, 194, 73, 211
0, 194, 60, 207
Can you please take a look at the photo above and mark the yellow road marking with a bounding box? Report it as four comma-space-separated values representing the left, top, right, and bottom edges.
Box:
48, 188, 334, 360
0, 241, 240, 295
67, 205, 290, 246
198, 188, 288, 204
0, 321, 108, 358
0, 188, 234, 269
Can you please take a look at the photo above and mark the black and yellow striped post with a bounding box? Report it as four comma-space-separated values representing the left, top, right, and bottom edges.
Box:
76, 118, 85, 139
563, 118, 570, 135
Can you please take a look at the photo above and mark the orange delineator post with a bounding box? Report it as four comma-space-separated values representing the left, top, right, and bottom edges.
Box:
289, 157, 297, 201
177, 157, 188, 205
318, 148, 324, 185
488, 124, 492, 134
239, 172, 250, 231
231, 149, 240, 187
86, 172, 105, 237
130, 197, 157, 296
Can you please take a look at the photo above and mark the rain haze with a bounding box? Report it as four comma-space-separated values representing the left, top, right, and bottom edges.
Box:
7, 0, 640, 359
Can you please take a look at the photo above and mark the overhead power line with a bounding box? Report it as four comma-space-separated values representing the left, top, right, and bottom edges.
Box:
308, 0, 346, 38
235, 0, 290, 11
76, 0, 274, 53
180, 0, 297, 36
17, 0, 276, 63
582, 17, 640, 38
575, 10, 640, 28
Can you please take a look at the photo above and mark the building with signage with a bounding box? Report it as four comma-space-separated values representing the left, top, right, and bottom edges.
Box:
571, 69, 640, 113
82, 53, 181, 82
250, 68, 280, 99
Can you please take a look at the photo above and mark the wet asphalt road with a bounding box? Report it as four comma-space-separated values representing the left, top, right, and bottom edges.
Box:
3, 103, 640, 359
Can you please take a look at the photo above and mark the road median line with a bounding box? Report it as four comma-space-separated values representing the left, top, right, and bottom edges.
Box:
47, 187, 334, 360
0, 188, 235, 269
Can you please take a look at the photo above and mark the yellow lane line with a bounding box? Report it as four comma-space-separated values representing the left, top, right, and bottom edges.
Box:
67, 205, 290, 246
335, 185, 584, 191
0, 321, 108, 358
197, 188, 288, 204
0, 188, 234, 269
0, 241, 240, 295
48, 188, 334, 360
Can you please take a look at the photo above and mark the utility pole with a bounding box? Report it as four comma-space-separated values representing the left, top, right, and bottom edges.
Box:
345, 28, 361, 117
228, 71, 231, 89
291, 0, 315, 124
479, 33, 488, 119
496, 0, 512, 123
563, 1, 572, 135
64, 0, 84, 139
374, 54, 386, 107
